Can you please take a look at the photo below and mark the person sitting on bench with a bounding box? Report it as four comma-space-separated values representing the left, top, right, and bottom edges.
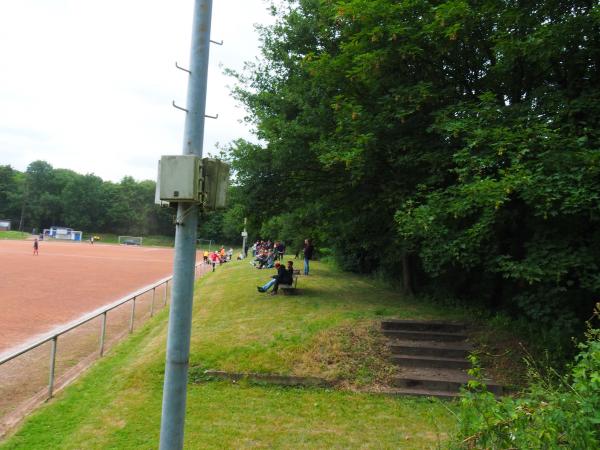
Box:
257, 261, 293, 295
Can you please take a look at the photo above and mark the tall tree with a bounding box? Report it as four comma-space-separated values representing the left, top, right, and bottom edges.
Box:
228, 0, 600, 330
62, 173, 108, 231
24, 160, 62, 230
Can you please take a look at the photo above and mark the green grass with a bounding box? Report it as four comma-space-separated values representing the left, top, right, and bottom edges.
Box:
0, 231, 29, 240
141, 235, 175, 247
86, 233, 231, 248
188, 260, 466, 378
84, 233, 175, 247
1, 259, 462, 449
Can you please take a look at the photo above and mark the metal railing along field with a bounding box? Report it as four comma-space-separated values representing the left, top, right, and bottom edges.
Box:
0, 261, 209, 437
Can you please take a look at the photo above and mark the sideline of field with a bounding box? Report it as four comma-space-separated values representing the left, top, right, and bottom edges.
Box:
0, 231, 29, 240
0, 259, 462, 449
0, 230, 177, 247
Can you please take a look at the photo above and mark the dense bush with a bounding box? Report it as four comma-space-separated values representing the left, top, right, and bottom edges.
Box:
449, 308, 600, 449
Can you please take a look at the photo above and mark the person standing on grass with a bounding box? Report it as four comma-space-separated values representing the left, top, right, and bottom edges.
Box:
210, 251, 219, 272
303, 238, 314, 275
276, 241, 285, 261
33, 238, 39, 256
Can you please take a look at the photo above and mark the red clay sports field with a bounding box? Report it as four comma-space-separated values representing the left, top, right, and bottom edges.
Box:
0, 239, 198, 355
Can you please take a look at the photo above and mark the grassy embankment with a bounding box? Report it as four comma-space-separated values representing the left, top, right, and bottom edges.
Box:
0, 231, 29, 240
1, 259, 472, 449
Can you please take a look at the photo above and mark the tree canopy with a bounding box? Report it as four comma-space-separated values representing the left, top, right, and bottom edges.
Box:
227, 0, 600, 332
0, 161, 173, 236
0, 161, 245, 244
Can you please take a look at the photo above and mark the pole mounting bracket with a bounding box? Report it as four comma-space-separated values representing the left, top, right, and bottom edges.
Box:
174, 204, 196, 226
175, 61, 192, 74
172, 101, 188, 113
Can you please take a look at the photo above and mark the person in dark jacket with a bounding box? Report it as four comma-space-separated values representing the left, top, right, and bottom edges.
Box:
303, 239, 314, 275
257, 261, 293, 295
275, 241, 286, 261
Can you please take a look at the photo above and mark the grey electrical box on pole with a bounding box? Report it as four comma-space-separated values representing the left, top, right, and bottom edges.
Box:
155, 156, 229, 209
200, 158, 229, 210
158, 155, 202, 202
158, 1, 218, 449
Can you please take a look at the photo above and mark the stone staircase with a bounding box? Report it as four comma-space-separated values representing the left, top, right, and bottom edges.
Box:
381, 319, 502, 399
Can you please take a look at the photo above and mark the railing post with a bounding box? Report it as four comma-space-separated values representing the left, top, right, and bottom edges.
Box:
0, 278, 184, 412
100, 312, 108, 356
129, 297, 136, 333
164, 280, 168, 306
151, 287, 156, 317
48, 336, 58, 399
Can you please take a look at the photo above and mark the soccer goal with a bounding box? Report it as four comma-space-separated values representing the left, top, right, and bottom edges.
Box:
118, 236, 143, 246
197, 238, 214, 251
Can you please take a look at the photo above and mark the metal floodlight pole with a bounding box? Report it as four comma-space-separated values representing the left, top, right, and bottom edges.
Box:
242, 217, 247, 257
159, 1, 213, 449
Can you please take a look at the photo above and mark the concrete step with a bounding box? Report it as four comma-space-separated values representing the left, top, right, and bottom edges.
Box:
381, 320, 466, 333
391, 354, 471, 370
379, 387, 460, 400
392, 374, 503, 395
382, 329, 468, 342
389, 341, 472, 359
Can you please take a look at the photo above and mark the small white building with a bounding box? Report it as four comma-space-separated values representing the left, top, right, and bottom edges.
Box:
44, 226, 83, 241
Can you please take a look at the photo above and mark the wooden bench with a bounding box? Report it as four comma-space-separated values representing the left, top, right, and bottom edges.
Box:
279, 269, 300, 295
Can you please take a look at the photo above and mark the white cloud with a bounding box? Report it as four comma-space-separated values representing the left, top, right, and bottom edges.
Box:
0, 0, 272, 182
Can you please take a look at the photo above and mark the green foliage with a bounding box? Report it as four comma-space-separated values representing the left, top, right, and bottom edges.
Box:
0, 165, 22, 223
449, 308, 600, 449
221, 203, 245, 241
197, 210, 225, 242
227, 0, 600, 336
0, 161, 173, 237
0, 231, 29, 240
1, 158, 249, 245
61, 173, 108, 231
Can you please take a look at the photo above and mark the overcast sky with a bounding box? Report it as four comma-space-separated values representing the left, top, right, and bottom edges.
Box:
0, 0, 272, 182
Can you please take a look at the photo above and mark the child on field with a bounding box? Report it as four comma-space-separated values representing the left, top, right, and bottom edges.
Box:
33, 238, 39, 256
210, 251, 219, 272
